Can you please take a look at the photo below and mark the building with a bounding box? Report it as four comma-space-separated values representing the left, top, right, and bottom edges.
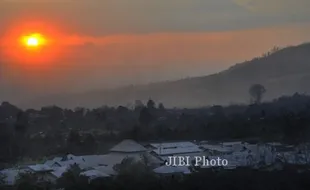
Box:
147, 141, 205, 165
27, 164, 55, 183
108, 139, 162, 167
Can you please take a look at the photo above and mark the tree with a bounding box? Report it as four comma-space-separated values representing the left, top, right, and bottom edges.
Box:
249, 84, 266, 104
158, 103, 165, 110
0, 173, 5, 185
262, 46, 281, 57
147, 99, 155, 109
15, 171, 41, 190
113, 157, 154, 180
83, 134, 97, 154
139, 108, 153, 127
134, 100, 144, 111
67, 130, 81, 144
0, 122, 13, 162
67, 130, 81, 153
56, 164, 88, 190
95, 109, 106, 122
14, 111, 28, 159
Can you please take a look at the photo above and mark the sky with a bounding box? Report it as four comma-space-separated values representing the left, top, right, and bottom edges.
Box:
0, 0, 310, 99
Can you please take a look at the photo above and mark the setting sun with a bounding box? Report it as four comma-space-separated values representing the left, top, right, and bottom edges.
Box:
22, 33, 46, 48
27, 37, 39, 46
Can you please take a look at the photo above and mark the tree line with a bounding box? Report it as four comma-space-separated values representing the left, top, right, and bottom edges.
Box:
1, 84, 310, 166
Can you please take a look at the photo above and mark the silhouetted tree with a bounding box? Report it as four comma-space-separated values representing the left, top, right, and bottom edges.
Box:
158, 103, 165, 110
134, 100, 144, 111
15, 111, 28, 158
67, 130, 81, 153
249, 84, 266, 104
139, 108, 152, 127
0, 173, 5, 185
147, 99, 155, 109
0, 101, 21, 120
95, 109, 106, 122
262, 46, 281, 57
131, 125, 140, 140
15, 171, 40, 190
83, 134, 97, 153
56, 164, 88, 190
114, 157, 153, 180
0, 122, 13, 162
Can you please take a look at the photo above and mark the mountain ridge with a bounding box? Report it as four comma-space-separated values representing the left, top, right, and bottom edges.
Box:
20, 42, 310, 109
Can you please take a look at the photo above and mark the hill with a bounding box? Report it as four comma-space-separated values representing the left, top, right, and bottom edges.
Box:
21, 42, 310, 108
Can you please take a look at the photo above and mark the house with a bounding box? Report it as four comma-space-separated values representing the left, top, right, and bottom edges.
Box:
148, 141, 199, 150
50, 166, 68, 179
149, 141, 203, 156
75, 155, 108, 168
80, 170, 110, 182
109, 139, 148, 154
109, 139, 162, 167
39, 166, 69, 184
199, 144, 233, 155
27, 164, 55, 183
92, 165, 117, 176
152, 146, 203, 156
147, 141, 205, 165
54, 160, 89, 170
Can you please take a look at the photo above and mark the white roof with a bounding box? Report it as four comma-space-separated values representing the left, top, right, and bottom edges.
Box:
150, 142, 198, 149
153, 166, 191, 174
53, 157, 63, 162
67, 154, 75, 159
267, 142, 283, 146
55, 159, 88, 169
152, 147, 203, 156
110, 139, 147, 152
222, 141, 245, 146
93, 166, 117, 176
50, 166, 68, 178
160, 152, 207, 163
81, 170, 110, 178
44, 160, 59, 167
99, 153, 142, 166
28, 164, 53, 172
200, 144, 233, 153
75, 155, 107, 168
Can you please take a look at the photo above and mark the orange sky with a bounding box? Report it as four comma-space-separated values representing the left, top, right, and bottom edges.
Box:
1, 22, 310, 94
0, 0, 310, 103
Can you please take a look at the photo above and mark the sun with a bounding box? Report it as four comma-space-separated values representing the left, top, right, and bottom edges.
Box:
21, 33, 46, 48
27, 37, 39, 46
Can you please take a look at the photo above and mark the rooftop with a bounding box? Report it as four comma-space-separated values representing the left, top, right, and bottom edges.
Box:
149, 141, 198, 149
152, 146, 203, 156
110, 139, 147, 153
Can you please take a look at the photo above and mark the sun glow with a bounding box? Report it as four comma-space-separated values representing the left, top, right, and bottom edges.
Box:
27, 37, 39, 46
22, 33, 46, 48
2, 20, 68, 66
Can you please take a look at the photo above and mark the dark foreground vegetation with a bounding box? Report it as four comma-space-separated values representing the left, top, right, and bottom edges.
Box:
2, 90, 310, 166
2, 166, 310, 190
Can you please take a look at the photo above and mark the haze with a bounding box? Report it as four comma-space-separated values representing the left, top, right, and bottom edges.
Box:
0, 0, 310, 106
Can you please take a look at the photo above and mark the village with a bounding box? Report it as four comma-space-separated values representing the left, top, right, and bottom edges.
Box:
1, 139, 308, 186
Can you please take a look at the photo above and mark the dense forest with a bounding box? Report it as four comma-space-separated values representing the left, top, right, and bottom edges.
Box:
1, 87, 310, 167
